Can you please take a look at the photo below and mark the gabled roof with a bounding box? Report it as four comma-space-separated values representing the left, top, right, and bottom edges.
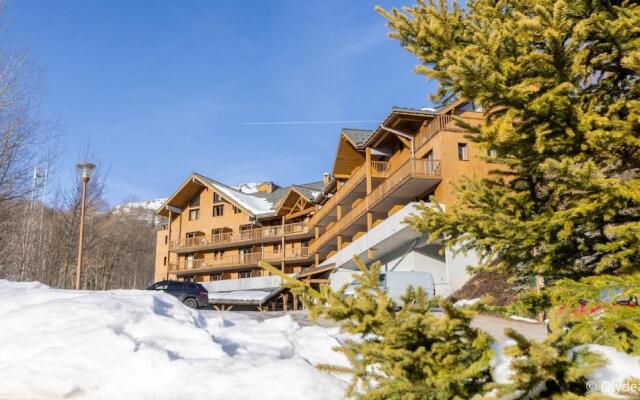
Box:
273, 181, 325, 214
195, 174, 276, 217
341, 128, 374, 150
158, 174, 325, 219
363, 106, 439, 148
292, 182, 324, 202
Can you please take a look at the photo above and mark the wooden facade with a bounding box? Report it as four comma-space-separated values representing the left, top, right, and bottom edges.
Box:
154, 101, 493, 288
154, 177, 317, 283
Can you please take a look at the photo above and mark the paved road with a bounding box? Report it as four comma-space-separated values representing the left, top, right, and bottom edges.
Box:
201, 310, 547, 342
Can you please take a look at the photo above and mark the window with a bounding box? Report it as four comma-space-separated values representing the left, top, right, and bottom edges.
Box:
152, 282, 169, 290
487, 148, 497, 158
233, 205, 241, 214
238, 271, 251, 279
164, 235, 168, 244
212, 228, 224, 236
163, 256, 167, 266
301, 240, 309, 248
189, 209, 199, 221
210, 273, 222, 281
273, 243, 282, 253
213, 205, 224, 217
212, 250, 224, 259
189, 193, 200, 208
425, 150, 434, 160
213, 193, 223, 203
457, 143, 468, 161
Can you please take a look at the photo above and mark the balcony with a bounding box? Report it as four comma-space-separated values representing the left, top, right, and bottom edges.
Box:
308, 165, 366, 228
169, 222, 310, 253
414, 113, 482, 152
168, 247, 310, 275
309, 158, 441, 255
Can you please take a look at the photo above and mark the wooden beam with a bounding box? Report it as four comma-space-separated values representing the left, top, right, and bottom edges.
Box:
397, 135, 412, 149
365, 147, 372, 194
307, 279, 330, 284
285, 206, 314, 220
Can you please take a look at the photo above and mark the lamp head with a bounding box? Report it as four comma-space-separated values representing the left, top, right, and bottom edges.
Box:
76, 162, 96, 180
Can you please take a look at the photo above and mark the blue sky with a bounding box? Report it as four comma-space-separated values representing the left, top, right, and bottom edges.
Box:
7, 1, 437, 206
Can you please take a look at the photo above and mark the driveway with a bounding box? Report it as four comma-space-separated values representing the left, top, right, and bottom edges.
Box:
201, 310, 547, 342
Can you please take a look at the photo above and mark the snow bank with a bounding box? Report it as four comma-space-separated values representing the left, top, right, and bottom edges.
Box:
583, 345, 640, 397
0, 280, 348, 400
509, 315, 540, 323
491, 339, 640, 398
454, 298, 481, 307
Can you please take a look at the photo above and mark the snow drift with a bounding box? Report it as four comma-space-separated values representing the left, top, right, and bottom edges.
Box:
0, 280, 348, 400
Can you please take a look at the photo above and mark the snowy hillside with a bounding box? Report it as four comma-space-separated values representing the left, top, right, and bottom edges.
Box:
111, 198, 167, 226
113, 198, 166, 213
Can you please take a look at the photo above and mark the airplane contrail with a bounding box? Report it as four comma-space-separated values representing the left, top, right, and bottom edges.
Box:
240, 120, 378, 125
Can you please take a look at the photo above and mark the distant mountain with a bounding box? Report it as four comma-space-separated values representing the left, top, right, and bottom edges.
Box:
114, 198, 167, 213
112, 198, 167, 226
232, 183, 260, 194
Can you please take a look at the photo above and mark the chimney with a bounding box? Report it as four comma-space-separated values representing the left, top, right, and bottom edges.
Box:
256, 182, 277, 193
322, 172, 331, 186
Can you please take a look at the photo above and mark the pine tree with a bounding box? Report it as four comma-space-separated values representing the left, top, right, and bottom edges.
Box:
500, 328, 606, 399
547, 273, 640, 355
259, 260, 495, 399
376, 0, 640, 279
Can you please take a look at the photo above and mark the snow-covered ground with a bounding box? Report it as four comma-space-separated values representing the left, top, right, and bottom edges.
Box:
0, 280, 349, 400
1, 281, 638, 399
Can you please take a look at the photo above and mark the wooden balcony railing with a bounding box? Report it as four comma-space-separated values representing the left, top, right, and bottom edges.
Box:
170, 222, 309, 251
371, 161, 390, 177
414, 114, 457, 149
308, 165, 366, 227
168, 247, 310, 273
309, 158, 441, 254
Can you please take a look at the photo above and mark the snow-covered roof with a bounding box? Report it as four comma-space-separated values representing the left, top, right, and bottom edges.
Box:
208, 290, 274, 305
159, 173, 326, 218
196, 174, 276, 217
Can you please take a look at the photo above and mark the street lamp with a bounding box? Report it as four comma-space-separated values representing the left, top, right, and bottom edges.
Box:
75, 161, 96, 290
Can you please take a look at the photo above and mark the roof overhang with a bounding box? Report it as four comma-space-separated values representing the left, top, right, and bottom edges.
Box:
273, 186, 314, 215
157, 173, 261, 218
365, 107, 439, 148
157, 175, 208, 217
297, 263, 335, 279
331, 133, 366, 177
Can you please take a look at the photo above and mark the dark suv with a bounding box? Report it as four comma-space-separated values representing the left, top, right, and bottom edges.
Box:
147, 280, 209, 309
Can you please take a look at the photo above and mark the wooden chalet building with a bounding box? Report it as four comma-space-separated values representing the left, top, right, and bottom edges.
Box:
154, 100, 492, 308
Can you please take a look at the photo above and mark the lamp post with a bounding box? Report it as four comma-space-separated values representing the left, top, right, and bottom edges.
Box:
75, 162, 96, 290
